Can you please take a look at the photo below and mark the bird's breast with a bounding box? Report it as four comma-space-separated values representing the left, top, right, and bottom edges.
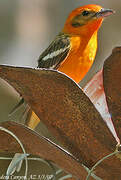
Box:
58, 33, 97, 83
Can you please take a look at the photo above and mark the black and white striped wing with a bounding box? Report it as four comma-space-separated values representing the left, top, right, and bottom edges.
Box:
37, 34, 71, 69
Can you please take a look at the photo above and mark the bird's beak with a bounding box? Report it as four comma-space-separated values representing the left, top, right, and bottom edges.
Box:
95, 8, 115, 18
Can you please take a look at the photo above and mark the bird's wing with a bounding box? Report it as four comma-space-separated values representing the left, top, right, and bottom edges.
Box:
37, 34, 71, 69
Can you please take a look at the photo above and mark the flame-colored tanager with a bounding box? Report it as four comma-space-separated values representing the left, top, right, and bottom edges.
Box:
38, 4, 113, 82
11, 4, 114, 129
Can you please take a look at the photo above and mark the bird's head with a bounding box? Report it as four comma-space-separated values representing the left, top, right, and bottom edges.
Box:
63, 4, 114, 36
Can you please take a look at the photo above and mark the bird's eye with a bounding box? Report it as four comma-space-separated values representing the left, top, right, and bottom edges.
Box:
82, 11, 90, 16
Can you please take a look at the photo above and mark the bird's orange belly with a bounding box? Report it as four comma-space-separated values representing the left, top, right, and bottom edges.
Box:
58, 53, 94, 83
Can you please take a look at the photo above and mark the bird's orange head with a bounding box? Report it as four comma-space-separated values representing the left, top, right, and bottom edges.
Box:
63, 4, 114, 36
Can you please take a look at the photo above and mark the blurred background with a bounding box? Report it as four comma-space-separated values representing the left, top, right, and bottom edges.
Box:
0, 0, 121, 178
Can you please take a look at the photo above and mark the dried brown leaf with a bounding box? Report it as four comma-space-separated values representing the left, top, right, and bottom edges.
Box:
103, 47, 121, 141
0, 63, 120, 179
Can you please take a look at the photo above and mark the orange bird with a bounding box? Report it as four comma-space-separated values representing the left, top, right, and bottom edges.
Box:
38, 4, 114, 83
11, 4, 114, 129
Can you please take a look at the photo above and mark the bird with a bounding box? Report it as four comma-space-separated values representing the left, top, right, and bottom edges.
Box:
10, 4, 114, 129
37, 4, 114, 83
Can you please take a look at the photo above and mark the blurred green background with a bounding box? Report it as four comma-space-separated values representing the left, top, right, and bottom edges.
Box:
0, 0, 121, 135
0, 0, 121, 178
